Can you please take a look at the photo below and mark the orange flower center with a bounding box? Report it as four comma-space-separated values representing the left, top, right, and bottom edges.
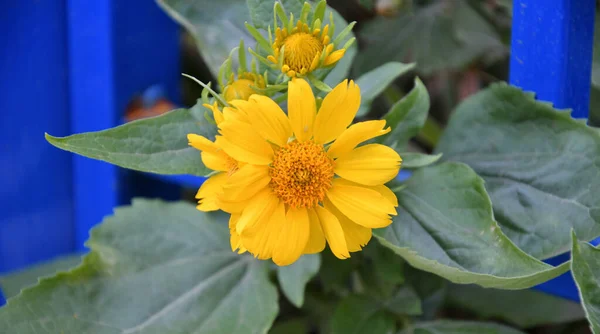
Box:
269, 140, 335, 208
283, 32, 323, 72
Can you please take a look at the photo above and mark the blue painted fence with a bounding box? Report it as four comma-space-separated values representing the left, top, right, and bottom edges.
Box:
509, 0, 597, 300
0, 0, 187, 285
0, 0, 596, 305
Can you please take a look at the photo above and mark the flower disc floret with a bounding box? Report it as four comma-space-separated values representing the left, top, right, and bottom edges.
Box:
270, 140, 335, 208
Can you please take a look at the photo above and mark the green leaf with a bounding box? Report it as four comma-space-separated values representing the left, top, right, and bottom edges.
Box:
277, 254, 320, 307
330, 287, 421, 334
358, 0, 375, 10
318, 249, 358, 294
446, 284, 585, 328
355, 62, 415, 117
399, 320, 526, 334
383, 287, 422, 316
158, 0, 252, 78
247, 0, 304, 30
0, 254, 83, 300
591, 86, 600, 127
404, 266, 447, 320
323, 8, 357, 88
592, 13, 600, 90
46, 106, 215, 176
356, 2, 505, 75
375, 162, 569, 289
330, 295, 395, 334
496, 0, 512, 14
0, 200, 278, 334
378, 78, 430, 150
359, 241, 405, 298
302, 291, 339, 334
365, 241, 405, 285
399, 152, 442, 169
268, 318, 308, 334
571, 233, 600, 334
436, 83, 600, 260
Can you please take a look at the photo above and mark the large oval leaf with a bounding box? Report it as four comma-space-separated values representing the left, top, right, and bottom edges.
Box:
571, 233, 600, 334
158, 0, 253, 78
436, 83, 600, 260
0, 254, 82, 300
0, 200, 278, 334
399, 320, 526, 334
446, 284, 585, 328
330, 288, 421, 334
46, 104, 215, 176
375, 162, 568, 289
355, 2, 505, 75
247, 0, 303, 30
277, 254, 320, 308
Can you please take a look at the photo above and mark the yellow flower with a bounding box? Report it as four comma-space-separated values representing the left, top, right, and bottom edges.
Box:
223, 72, 266, 102
259, 1, 355, 78
188, 78, 401, 266
217, 39, 267, 102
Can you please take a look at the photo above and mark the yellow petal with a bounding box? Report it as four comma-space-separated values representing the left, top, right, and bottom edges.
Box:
222, 164, 270, 202
326, 178, 396, 228
200, 151, 231, 172
229, 214, 245, 253
315, 206, 350, 259
335, 144, 401, 186
324, 49, 345, 66
236, 188, 280, 234
334, 179, 399, 208
241, 201, 285, 260
218, 120, 274, 160
312, 80, 361, 144
288, 78, 316, 142
217, 196, 250, 214
188, 134, 232, 171
272, 207, 310, 266
325, 199, 371, 252
304, 208, 326, 254
215, 121, 273, 165
368, 184, 398, 207
203, 103, 224, 125
188, 134, 217, 152
195, 173, 228, 211
222, 104, 250, 123
244, 95, 293, 147
327, 120, 391, 158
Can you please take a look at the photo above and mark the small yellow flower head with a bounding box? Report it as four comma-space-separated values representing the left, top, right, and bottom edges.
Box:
223, 72, 266, 102
262, 1, 355, 78
219, 39, 267, 102
188, 78, 402, 266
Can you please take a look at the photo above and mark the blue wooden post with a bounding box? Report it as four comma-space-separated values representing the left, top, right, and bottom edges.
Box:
67, 1, 119, 252
0, 1, 180, 304
0, 2, 75, 272
510, 0, 596, 301
510, 0, 596, 118
67, 1, 180, 250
